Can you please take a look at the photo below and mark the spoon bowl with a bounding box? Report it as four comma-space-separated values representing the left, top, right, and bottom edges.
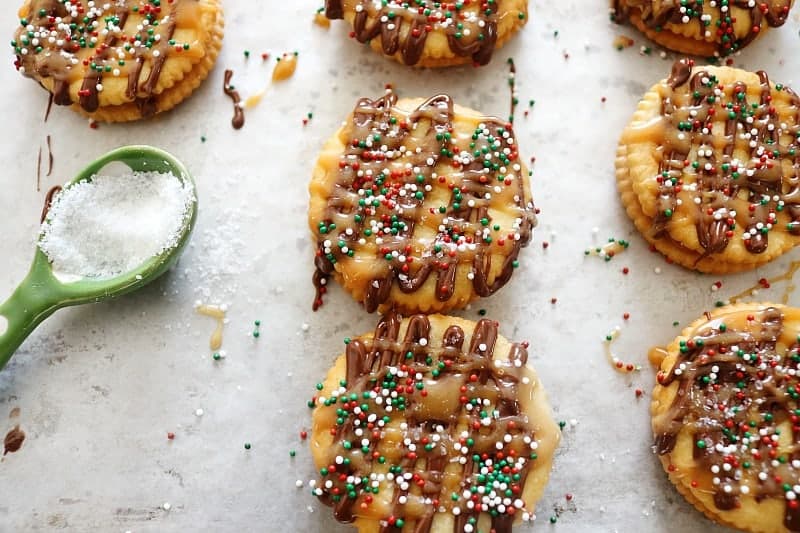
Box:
0, 145, 197, 371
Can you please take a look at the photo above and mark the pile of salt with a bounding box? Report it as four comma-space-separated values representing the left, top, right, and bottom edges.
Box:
39, 170, 195, 280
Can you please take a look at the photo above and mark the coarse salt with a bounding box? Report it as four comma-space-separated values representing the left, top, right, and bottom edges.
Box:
39, 171, 194, 280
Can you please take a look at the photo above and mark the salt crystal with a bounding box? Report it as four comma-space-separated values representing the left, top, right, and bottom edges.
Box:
39, 171, 194, 280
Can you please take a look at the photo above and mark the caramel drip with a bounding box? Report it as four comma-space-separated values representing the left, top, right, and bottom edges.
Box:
196, 304, 226, 351
650, 60, 800, 258
315, 312, 539, 533
611, 0, 792, 55
312, 90, 535, 312
15, 1, 190, 115
653, 307, 800, 530
324, 1, 499, 66
728, 260, 800, 305
223, 70, 245, 130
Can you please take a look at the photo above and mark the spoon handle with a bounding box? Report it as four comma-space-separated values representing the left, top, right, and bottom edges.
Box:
0, 273, 62, 371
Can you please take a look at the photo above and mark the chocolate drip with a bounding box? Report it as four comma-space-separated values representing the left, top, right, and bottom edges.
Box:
653, 307, 800, 529
15, 1, 189, 116
324, 0, 344, 20
666, 59, 692, 89
315, 312, 545, 531
649, 61, 800, 259
40, 185, 62, 223
312, 90, 535, 311
223, 70, 245, 130
612, 0, 792, 55
324, 1, 504, 66
78, 10, 129, 112
45, 135, 53, 177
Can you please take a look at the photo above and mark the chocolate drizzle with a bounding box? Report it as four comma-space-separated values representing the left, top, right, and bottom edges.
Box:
223, 69, 245, 130
14, 0, 189, 116
653, 306, 800, 531
650, 60, 800, 259
40, 185, 62, 223
312, 90, 536, 312
314, 312, 546, 532
324, 0, 502, 66
611, 0, 792, 56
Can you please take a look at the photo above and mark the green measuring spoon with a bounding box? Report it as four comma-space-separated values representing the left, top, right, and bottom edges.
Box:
0, 145, 197, 371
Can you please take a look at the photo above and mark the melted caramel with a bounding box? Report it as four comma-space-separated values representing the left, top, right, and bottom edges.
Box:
728, 260, 800, 304
12, 0, 206, 116
272, 54, 298, 82
324, 0, 504, 66
648, 346, 669, 367
314, 12, 331, 28
643, 60, 800, 258
196, 304, 226, 351
312, 91, 535, 312
612, 0, 792, 55
653, 306, 800, 530
604, 328, 641, 373
312, 312, 556, 533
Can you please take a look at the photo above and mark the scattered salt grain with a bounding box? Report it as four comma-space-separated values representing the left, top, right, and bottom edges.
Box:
39, 171, 194, 280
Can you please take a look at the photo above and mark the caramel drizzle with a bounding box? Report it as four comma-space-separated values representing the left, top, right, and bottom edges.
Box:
315, 312, 537, 533
313, 91, 535, 312
611, 0, 792, 55
654, 307, 800, 530
651, 60, 800, 259
324, 0, 499, 66
17, 0, 185, 116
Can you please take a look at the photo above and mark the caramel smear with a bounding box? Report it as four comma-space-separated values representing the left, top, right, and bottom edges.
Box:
196, 304, 226, 351
604, 327, 641, 373
314, 12, 330, 28
648, 346, 668, 368
728, 260, 800, 305
244, 89, 267, 109
585, 238, 630, 261
613, 35, 634, 50
272, 53, 298, 81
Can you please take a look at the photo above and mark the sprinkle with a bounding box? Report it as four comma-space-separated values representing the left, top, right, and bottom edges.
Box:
244, 442, 251, 450
604, 327, 641, 373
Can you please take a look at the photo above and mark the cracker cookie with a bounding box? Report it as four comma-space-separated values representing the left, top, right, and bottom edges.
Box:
616, 60, 800, 274
309, 311, 559, 533
12, 0, 224, 122
611, 0, 793, 57
651, 303, 800, 532
323, 0, 528, 68
309, 90, 536, 314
